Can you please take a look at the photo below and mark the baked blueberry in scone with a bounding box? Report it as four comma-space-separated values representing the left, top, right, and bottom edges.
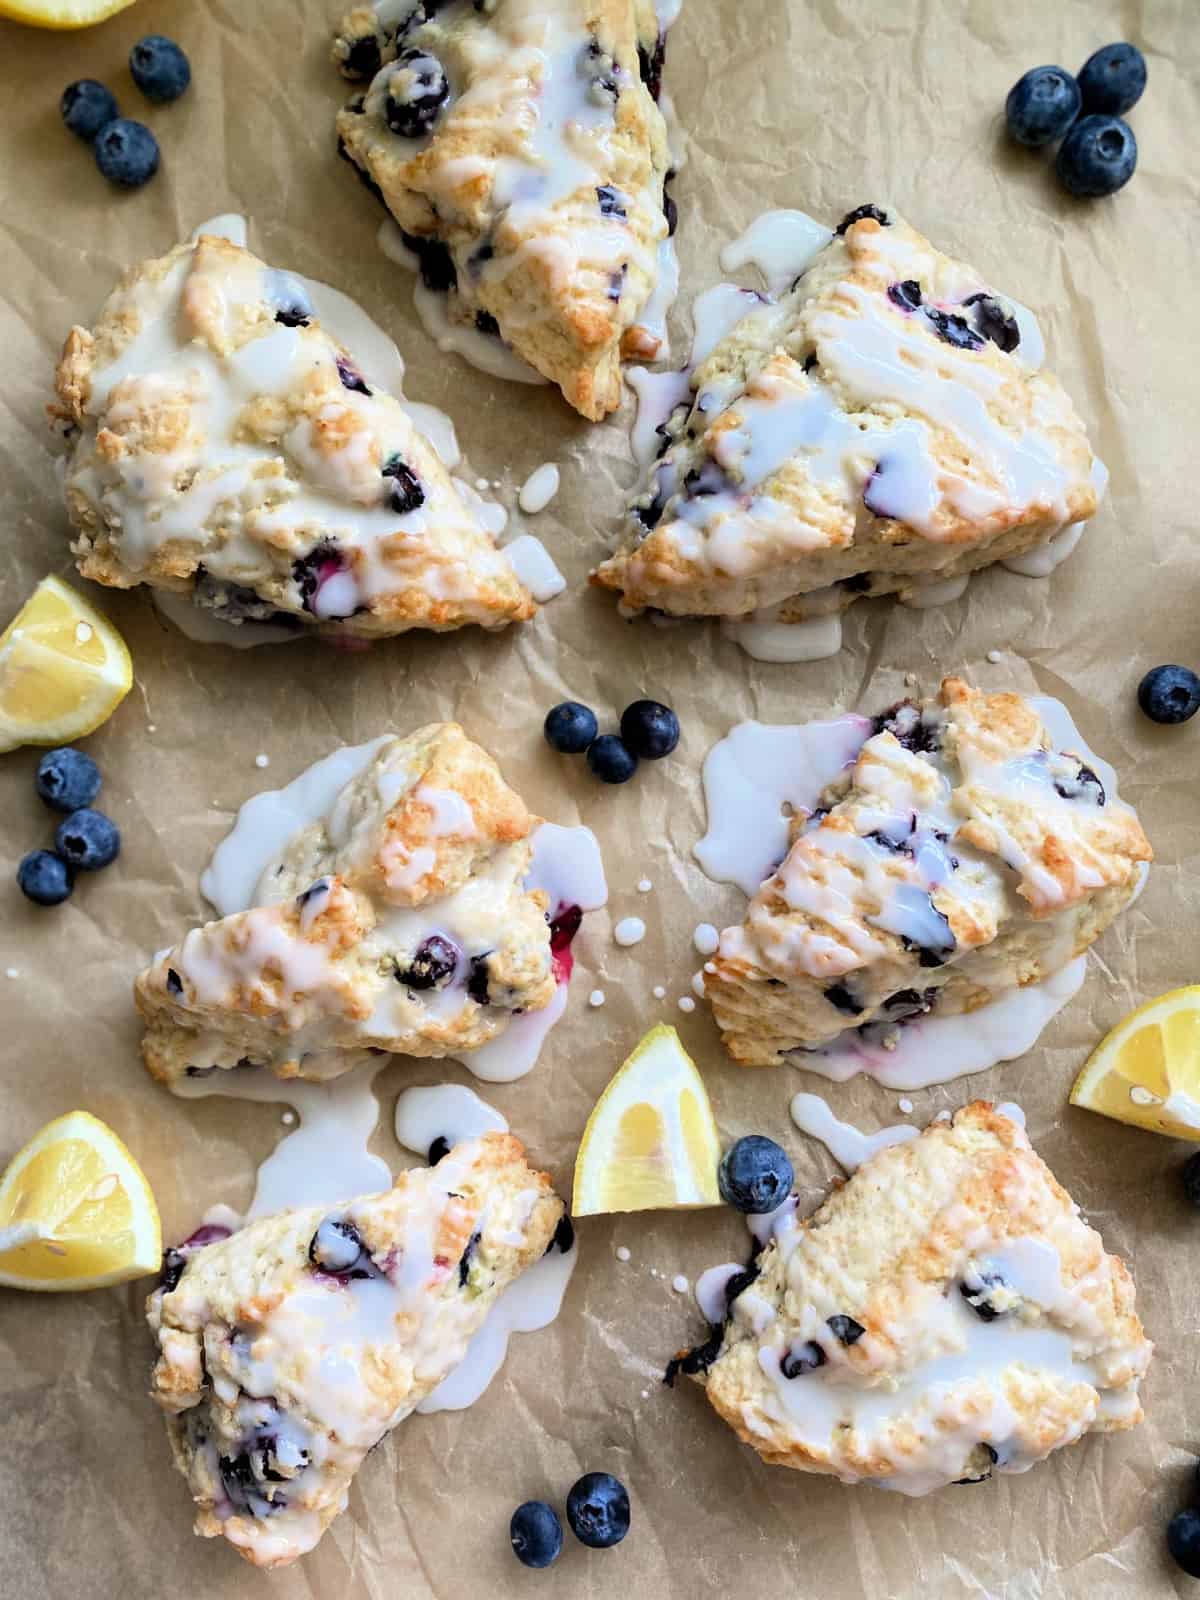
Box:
333, 0, 675, 420
593, 207, 1104, 620
704, 679, 1151, 1068
148, 1133, 563, 1566
136, 723, 558, 1086
52, 232, 534, 638
671, 1103, 1151, 1494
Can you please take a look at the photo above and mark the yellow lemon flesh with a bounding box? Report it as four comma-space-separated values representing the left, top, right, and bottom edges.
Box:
0, 0, 136, 28
0, 1111, 162, 1291
573, 1024, 722, 1215
1070, 986, 1200, 1141
0, 575, 132, 752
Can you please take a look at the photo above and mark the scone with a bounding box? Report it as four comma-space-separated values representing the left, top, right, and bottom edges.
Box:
705, 678, 1151, 1067
148, 1132, 563, 1566
333, 0, 675, 419
670, 1102, 1151, 1493
593, 205, 1102, 618
137, 723, 560, 1086
52, 231, 534, 637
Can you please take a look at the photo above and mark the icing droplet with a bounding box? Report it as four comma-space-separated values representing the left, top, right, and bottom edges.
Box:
637, 877, 653, 893
588, 989, 606, 1008
614, 916, 647, 947
671, 1273, 690, 1294
616, 1246, 631, 1262
254, 753, 270, 769
677, 996, 696, 1014
517, 462, 561, 515
652, 985, 666, 1000
693, 922, 720, 956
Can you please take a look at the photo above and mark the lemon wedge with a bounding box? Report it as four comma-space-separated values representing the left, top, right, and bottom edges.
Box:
0, 1111, 162, 1291
0, 576, 132, 753
573, 1024, 722, 1215
0, 0, 136, 27
1070, 987, 1200, 1141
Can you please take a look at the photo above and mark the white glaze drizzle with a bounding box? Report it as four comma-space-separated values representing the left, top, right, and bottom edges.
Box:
788, 1091, 919, 1171
718, 209, 833, 297
517, 463, 561, 514
393, 1082, 508, 1156
501, 533, 567, 601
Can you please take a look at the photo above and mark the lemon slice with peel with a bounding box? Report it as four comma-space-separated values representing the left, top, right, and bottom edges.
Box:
0, 0, 136, 28
573, 1024, 722, 1215
0, 1111, 162, 1291
0, 576, 132, 752
1070, 987, 1200, 1141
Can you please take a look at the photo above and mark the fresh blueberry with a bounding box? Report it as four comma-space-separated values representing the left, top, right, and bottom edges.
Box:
544, 702, 598, 755
35, 747, 101, 813
718, 1135, 794, 1215
1182, 1152, 1200, 1209
54, 809, 120, 872
586, 735, 638, 785
1005, 65, 1081, 148
381, 455, 425, 513
428, 1135, 451, 1165
308, 1217, 372, 1278
17, 850, 73, 907
384, 49, 450, 138
835, 204, 889, 235
1137, 665, 1200, 725
619, 700, 680, 760
1078, 43, 1146, 117
1168, 1508, 1200, 1579
565, 1472, 630, 1549
510, 1500, 563, 1568
396, 934, 459, 990
61, 80, 118, 141
1056, 114, 1137, 198
129, 36, 191, 103
94, 119, 160, 188
780, 1341, 826, 1378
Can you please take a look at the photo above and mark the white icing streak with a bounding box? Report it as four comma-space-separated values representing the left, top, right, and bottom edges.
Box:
788, 1091, 919, 1171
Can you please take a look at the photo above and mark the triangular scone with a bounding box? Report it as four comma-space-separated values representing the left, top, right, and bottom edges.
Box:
333, 0, 674, 419
672, 1103, 1151, 1493
137, 723, 558, 1086
594, 206, 1102, 617
148, 1133, 564, 1566
53, 233, 534, 637
705, 679, 1151, 1067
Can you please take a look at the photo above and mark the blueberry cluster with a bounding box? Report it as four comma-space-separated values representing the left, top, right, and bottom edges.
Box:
543, 698, 680, 785
510, 1471, 630, 1569
16, 748, 121, 908
60, 36, 191, 191
1005, 43, 1145, 198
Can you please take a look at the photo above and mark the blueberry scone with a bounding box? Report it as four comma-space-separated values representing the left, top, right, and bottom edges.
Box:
593, 205, 1103, 619
333, 0, 675, 419
669, 1102, 1151, 1493
136, 723, 561, 1086
705, 678, 1151, 1068
149, 1133, 564, 1565
53, 232, 534, 637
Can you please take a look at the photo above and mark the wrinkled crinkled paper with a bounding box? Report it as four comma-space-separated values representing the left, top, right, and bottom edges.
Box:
1, 1, 1197, 1595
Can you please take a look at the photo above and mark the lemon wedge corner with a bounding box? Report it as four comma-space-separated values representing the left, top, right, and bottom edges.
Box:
1070, 986, 1200, 1141
0, 0, 137, 29
572, 1024, 722, 1216
0, 575, 132, 753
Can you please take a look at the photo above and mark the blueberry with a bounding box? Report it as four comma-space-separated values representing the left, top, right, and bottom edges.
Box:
336, 357, 372, 395
961, 1271, 1008, 1321
619, 700, 680, 760
474, 310, 500, 336
35, 747, 101, 813
17, 850, 73, 907
1005, 66, 1081, 148
827, 1314, 865, 1345
596, 184, 627, 219
94, 119, 160, 188
61, 80, 118, 141
1168, 1508, 1200, 1579
381, 455, 425, 514
342, 35, 384, 81
384, 49, 450, 138
586, 735, 638, 785
129, 36, 192, 103
54, 809, 120, 871
780, 1341, 826, 1378
565, 1472, 630, 1549
923, 307, 984, 352
1056, 115, 1137, 198
548, 1213, 575, 1254
308, 1218, 372, 1278
1182, 1152, 1200, 1209
835, 204, 889, 235
467, 954, 492, 1005
824, 981, 864, 1016
293, 541, 346, 611
718, 1135, 794, 1215
1137, 665, 1200, 725
396, 934, 459, 990
962, 293, 1020, 354
510, 1500, 563, 1568
458, 1228, 481, 1286
399, 228, 457, 293
1078, 43, 1146, 117
637, 34, 665, 101
887, 279, 922, 312
544, 701, 598, 754
428, 1135, 451, 1165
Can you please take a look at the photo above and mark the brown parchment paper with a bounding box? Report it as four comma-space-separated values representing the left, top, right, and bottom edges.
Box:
1, 1, 1198, 1595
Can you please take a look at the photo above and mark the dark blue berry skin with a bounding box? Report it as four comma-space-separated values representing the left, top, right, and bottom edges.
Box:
61, 80, 118, 141
1056, 115, 1137, 197
619, 700, 680, 760
1182, 1152, 1200, 1209
54, 809, 121, 872
544, 701, 598, 755
586, 735, 638, 785
1078, 43, 1146, 117
1137, 665, 1200, 725
94, 120, 160, 188
1168, 1508, 1200, 1579
565, 1473, 630, 1549
17, 851, 73, 907
129, 36, 192, 104
35, 748, 101, 813
718, 1135, 794, 1215
428, 1135, 451, 1166
1005, 66, 1081, 148
510, 1500, 563, 1568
